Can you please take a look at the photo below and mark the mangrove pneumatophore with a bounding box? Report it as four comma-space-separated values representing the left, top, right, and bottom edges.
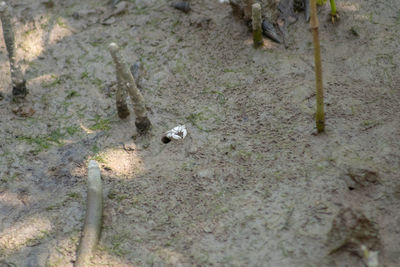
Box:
0, 1, 27, 99
108, 42, 151, 134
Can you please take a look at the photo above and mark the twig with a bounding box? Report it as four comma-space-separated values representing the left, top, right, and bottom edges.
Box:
76, 160, 103, 267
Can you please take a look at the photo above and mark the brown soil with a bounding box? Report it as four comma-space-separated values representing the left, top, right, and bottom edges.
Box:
1, 0, 400, 266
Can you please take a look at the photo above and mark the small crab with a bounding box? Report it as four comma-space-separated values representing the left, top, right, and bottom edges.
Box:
162, 125, 187, 143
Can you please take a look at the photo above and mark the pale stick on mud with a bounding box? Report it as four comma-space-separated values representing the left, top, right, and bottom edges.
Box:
108, 42, 151, 133
252, 3, 262, 48
0, 1, 27, 99
76, 160, 103, 267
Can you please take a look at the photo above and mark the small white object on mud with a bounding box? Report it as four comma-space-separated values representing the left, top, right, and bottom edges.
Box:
166, 125, 187, 140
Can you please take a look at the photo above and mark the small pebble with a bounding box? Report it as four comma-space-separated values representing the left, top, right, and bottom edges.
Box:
171, 1, 191, 13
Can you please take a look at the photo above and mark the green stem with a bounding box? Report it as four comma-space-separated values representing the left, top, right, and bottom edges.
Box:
330, 0, 337, 16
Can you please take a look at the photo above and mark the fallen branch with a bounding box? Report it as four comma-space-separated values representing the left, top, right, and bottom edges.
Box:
76, 160, 103, 267
108, 42, 151, 134
0, 1, 27, 99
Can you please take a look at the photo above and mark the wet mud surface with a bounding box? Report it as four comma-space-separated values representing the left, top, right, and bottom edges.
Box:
0, 0, 400, 266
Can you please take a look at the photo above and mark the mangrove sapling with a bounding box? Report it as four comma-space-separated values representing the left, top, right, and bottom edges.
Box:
108, 42, 151, 134
0, 1, 27, 99
329, 0, 338, 22
316, 0, 338, 22
252, 3, 263, 48
76, 160, 103, 267
310, 0, 325, 132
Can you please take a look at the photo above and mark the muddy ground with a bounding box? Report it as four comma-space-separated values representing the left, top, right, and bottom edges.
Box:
0, 0, 400, 266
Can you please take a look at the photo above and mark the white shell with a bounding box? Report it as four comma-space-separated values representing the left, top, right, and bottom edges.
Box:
166, 125, 187, 140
